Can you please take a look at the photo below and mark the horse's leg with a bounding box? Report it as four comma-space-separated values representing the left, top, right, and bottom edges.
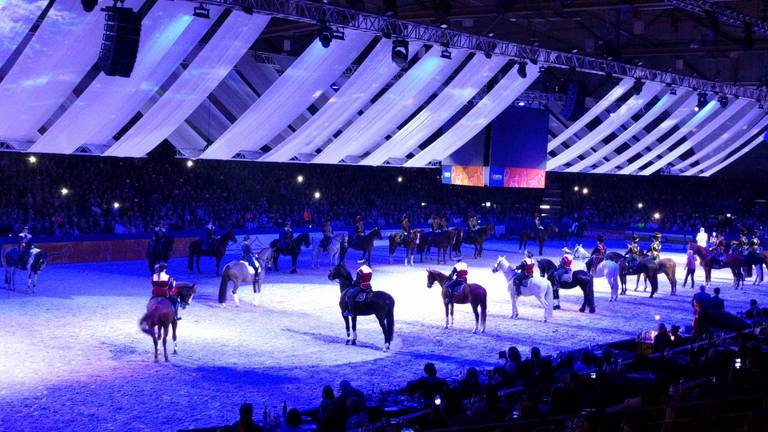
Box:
343, 314, 352, 345
290, 253, 297, 274
252, 278, 261, 306
215, 256, 221, 277
539, 239, 544, 256
634, 274, 641, 291
161, 325, 169, 362
450, 302, 454, 328
508, 287, 518, 319
172, 320, 178, 355
232, 282, 240, 306
376, 314, 388, 351
350, 316, 357, 346
553, 286, 561, 310
443, 302, 449, 329
196, 254, 201, 273
535, 291, 548, 322
471, 303, 479, 334
152, 326, 159, 362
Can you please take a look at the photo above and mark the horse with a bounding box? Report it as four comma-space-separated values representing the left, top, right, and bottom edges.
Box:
492, 256, 553, 322
268, 232, 310, 273
147, 235, 174, 274
519, 224, 559, 256
572, 244, 590, 261
604, 251, 656, 296
629, 251, 678, 295
3, 246, 47, 293
688, 243, 748, 289
139, 283, 196, 362
425, 269, 487, 333
417, 230, 455, 264
388, 230, 420, 266
452, 223, 495, 259
348, 228, 382, 266
188, 230, 236, 276
593, 259, 620, 302
312, 233, 346, 269
217, 247, 271, 306
328, 263, 395, 351
536, 258, 596, 313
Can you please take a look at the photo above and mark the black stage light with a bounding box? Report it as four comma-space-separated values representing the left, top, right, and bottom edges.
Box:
98, 4, 141, 77
193, 4, 210, 19
517, 62, 527, 79
392, 39, 409, 68
718, 94, 728, 108
633, 78, 644, 95
695, 92, 708, 112
81, 0, 98, 12
318, 21, 333, 48
383, 0, 398, 17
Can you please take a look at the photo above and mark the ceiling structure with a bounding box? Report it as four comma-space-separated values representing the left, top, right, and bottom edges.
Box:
0, 0, 766, 176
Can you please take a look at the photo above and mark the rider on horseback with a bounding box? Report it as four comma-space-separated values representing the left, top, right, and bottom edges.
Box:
202, 220, 216, 251
17, 225, 32, 270
444, 259, 468, 305
589, 234, 607, 271
750, 230, 761, 254
401, 213, 411, 242
649, 232, 662, 261
625, 234, 641, 273
513, 251, 536, 296
534, 213, 544, 232
151, 262, 181, 321
241, 236, 261, 292
431, 214, 442, 232
737, 228, 750, 254
320, 217, 334, 251
553, 248, 574, 290
467, 212, 478, 231
440, 214, 449, 231
344, 265, 373, 317
280, 221, 294, 250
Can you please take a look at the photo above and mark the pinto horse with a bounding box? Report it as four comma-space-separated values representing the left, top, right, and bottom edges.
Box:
519, 224, 559, 256
312, 233, 346, 269
147, 235, 174, 274
139, 283, 196, 362
426, 269, 487, 333
605, 251, 660, 297
537, 258, 595, 313
269, 232, 311, 274
188, 230, 235, 276
348, 228, 382, 266
492, 256, 553, 322
688, 243, 749, 288
452, 223, 495, 259
217, 247, 271, 306
3, 246, 47, 293
388, 230, 420, 266
328, 263, 395, 350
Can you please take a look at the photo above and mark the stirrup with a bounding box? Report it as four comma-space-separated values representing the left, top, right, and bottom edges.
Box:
175, 316, 182, 321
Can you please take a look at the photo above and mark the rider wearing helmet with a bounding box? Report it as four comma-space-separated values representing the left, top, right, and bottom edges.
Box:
401, 213, 411, 242
445, 259, 469, 305
280, 221, 294, 250
553, 248, 574, 290
151, 262, 181, 321
750, 230, 761, 254
649, 232, 662, 261
431, 214, 441, 233
738, 228, 749, 254
320, 217, 334, 251
625, 234, 641, 272
467, 212, 478, 231
241, 236, 261, 292
344, 265, 373, 317
202, 220, 216, 251
513, 251, 536, 296
589, 234, 607, 272
18, 225, 32, 270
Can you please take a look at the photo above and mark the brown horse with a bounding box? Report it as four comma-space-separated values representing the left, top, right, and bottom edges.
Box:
418, 230, 456, 264
188, 230, 236, 276
452, 223, 495, 259
519, 224, 559, 256
688, 243, 748, 288
426, 269, 487, 333
139, 283, 196, 362
632, 253, 678, 295
605, 251, 660, 297
388, 230, 420, 266
217, 246, 271, 306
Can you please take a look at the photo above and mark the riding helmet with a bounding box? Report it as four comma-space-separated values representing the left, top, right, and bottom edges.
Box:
653, 232, 662, 240
597, 234, 605, 243
155, 262, 168, 272
741, 228, 748, 235
525, 250, 533, 258
356, 215, 363, 222
631, 234, 639, 242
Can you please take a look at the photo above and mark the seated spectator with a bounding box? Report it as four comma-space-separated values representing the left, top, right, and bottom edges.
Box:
669, 325, 687, 349
334, 380, 365, 423
745, 299, 765, 325
521, 347, 553, 390
344, 398, 368, 432
453, 367, 482, 401
653, 323, 672, 355
278, 408, 302, 432
404, 362, 447, 402
221, 402, 262, 432
316, 385, 340, 432
467, 384, 506, 425
493, 346, 523, 386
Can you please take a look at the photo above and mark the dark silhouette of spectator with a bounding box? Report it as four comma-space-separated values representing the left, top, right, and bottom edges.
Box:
521, 347, 553, 389
467, 384, 506, 425
692, 285, 711, 311
344, 398, 368, 432
316, 385, 340, 432
708, 287, 725, 314
278, 408, 302, 432
653, 323, 672, 354
334, 380, 365, 424
223, 403, 262, 432
453, 367, 482, 401
404, 362, 447, 402
745, 299, 765, 325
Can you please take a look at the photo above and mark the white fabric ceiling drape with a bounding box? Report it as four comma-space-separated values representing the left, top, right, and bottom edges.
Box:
312, 47, 467, 164
105, 12, 269, 157
546, 78, 634, 152
638, 98, 750, 175
31, 2, 207, 153
702, 119, 768, 176
361, 54, 508, 166
685, 113, 768, 176
594, 92, 699, 174
260, 39, 423, 162
547, 82, 663, 170
0, 1, 47, 68
566, 91, 683, 172
404, 63, 540, 167
200, 31, 373, 159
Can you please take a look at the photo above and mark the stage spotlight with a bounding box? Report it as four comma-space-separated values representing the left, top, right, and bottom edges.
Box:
186, 159, 194, 168
633, 78, 644, 95
193, 3, 211, 19
314, 191, 321, 199
317, 21, 334, 48
759, 102, 765, 110
669, 87, 677, 95
573, 185, 579, 191
486, 31, 495, 37
653, 212, 661, 220
637, 203, 644, 209
81, 0, 98, 12
61, 187, 70, 196
113, 202, 120, 209
718, 94, 728, 108
297, 175, 304, 184
397, 176, 403, 183
515, 100, 526, 107
440, 48, 452, 59
582, 187, 588, 195
332, 28, 345, 41
392, 39, 409, 68
28, 155, 37, 164
482, 41, 497, 59
695, 92, 708, 112
383, 0, 398, 17
517, 62, 527, 79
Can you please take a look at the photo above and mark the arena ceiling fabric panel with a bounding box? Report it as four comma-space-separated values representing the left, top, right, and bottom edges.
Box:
702, 116, 768, 176
565, 90, 684, 172
0, 1, 49, 77
685, 112, 768, 176
360, 54, 508, 166
259, 38, 423, 163
105, 12, 269, 157
403, 63, 540, 167
547, 82, 664, 170
199, 31, 374, 160
312, 46, 467, 164
30, 1, 207, 154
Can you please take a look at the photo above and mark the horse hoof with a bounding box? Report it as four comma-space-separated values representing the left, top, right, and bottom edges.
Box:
290, 269, 297, 274
173, 350, 178, 355
351, 340, 357, 346
553, 305, 561, 310
579, 307, 586, 313
472, 329, 477, 334
154, 358, 159, 363
345, 340, 351, 345
589, 308, 595, 313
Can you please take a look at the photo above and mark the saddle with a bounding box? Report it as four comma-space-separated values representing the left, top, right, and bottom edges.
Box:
241, 260, 258, 276
520, 278, 530, 288
559, 270, 573, 283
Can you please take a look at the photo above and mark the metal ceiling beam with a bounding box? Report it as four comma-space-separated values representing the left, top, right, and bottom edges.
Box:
181, 0, 764, 101
665, 0, 768, 34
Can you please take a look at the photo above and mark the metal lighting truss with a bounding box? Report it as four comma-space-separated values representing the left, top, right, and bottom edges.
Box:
665, 0, 768, 34
182, 0, 764, 100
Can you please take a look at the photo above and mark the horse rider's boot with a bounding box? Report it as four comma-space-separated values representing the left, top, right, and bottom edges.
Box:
516, 284, 522, 296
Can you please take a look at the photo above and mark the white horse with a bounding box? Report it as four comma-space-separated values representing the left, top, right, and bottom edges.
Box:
312, 233, 346, 269
492, 256, 553, 322
594, 259, 620, 301
572, 244, 590, 260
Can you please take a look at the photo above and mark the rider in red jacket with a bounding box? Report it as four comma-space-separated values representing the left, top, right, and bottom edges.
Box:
151, 262, 180, 321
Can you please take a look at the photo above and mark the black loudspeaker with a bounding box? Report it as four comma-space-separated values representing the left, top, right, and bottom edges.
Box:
98, 6, 141, 78
560, 81, 585, 121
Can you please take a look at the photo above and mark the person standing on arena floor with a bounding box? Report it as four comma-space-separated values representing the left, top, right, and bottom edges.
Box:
683, 250, 696, 289
695, 227, 708, 248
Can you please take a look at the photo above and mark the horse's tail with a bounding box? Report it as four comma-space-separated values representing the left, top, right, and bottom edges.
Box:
386, 298, 395, 342
218, 265, 231, 304
139, 313, 153, 336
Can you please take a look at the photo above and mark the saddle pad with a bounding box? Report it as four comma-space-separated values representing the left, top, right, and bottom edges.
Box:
561, 272, 573, 283
521, 279, 529, 288
240, 261, 256, 276
354, 292, 367, 302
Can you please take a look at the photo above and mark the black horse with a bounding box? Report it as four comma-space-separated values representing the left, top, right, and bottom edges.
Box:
147, 235, 174, 274
452, 224, 495, 259
269, 232, 311, 273
328, 263, 395, 350
3, 246, 47, 293
188, 230, 236, 276
348, 228, 382, 266
520, 224, 559, 256
537, 258, 595, 313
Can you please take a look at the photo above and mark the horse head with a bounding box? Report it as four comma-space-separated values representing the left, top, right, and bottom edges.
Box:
31, 250, 47, 273
298, 232, 311, 248
492, 256, 508, 274
222, 230, 236, 244
328, 263, 352, 290
371, 227, 383, 240
176, 283, 197, 308
426, 269, 437, 288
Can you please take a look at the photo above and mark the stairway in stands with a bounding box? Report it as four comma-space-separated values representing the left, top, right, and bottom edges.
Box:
541, 180, 562, 220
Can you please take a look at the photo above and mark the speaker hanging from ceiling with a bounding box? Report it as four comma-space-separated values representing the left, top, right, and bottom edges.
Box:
98, 5, 141, 78
560, 81, 585, 121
